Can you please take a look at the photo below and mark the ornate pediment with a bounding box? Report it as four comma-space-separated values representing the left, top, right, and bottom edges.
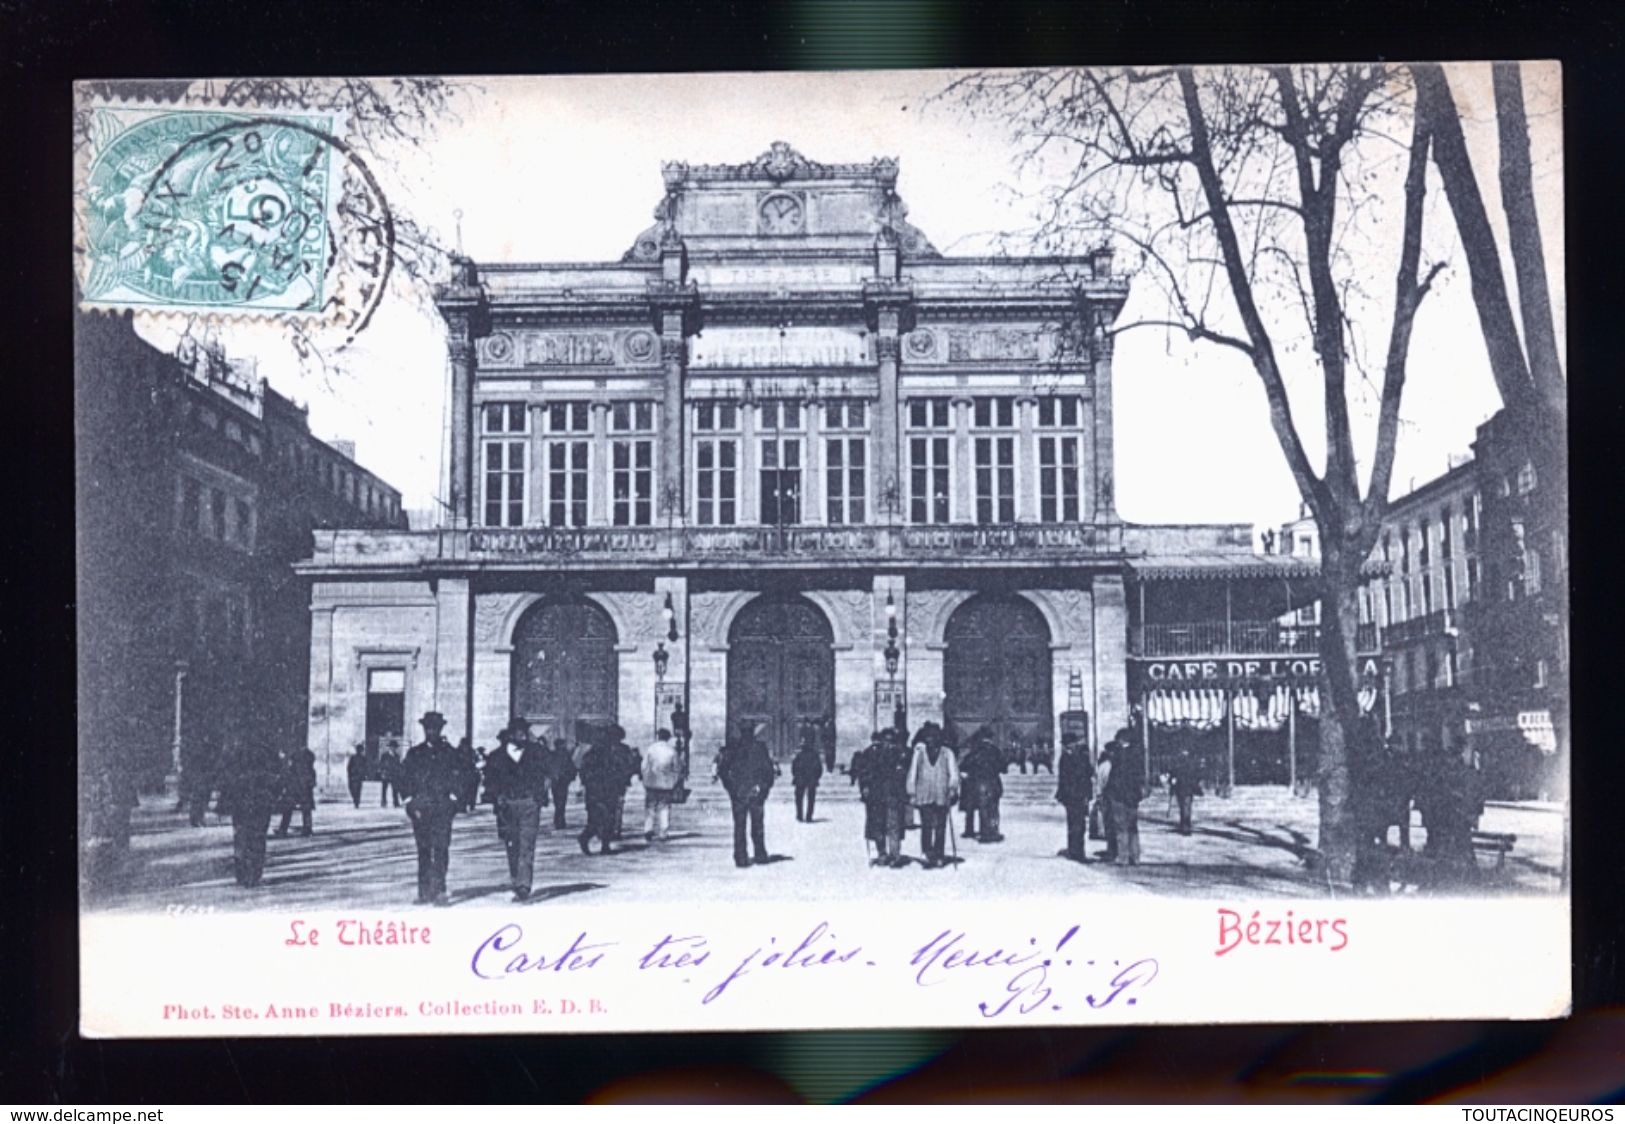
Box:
662, 142, 901, 187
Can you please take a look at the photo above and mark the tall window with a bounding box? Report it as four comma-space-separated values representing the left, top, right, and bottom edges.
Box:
609, 401, 655, 526
179, 476, 201, 535
906, 397, 952, 524
482, 402, 528, 527
545, 401, 591, 527
824, 399, 868, 525
972, 396, 1016, 524
757, 399, 802, 525
1036, 396, 1083, 523
693, 402, 739, 526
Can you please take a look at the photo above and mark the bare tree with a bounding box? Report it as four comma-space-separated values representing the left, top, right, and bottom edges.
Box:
1412, 61, 1568, 776
948, 65, 1442, 885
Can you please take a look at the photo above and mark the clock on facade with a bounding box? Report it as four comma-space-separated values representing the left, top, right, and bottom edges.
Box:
758, 192, 805, 235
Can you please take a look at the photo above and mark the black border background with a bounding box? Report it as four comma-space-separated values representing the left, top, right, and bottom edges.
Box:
5, 0, 1622, 1103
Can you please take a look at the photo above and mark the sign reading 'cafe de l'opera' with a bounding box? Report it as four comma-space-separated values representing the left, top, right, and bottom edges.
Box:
299, 142, 1353, 782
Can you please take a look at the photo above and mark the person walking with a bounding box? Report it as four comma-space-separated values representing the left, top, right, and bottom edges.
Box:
274, 746, 317, 837
962, 728, 1007, 843
218, 747, 278, 888
484, 721, 551, 901
455, 736, 481, 814
878, 729, 912, 866
1055, 733, 1094, 861
545, 735, 576, 829
378, 743, 402, 809
1101, 730, 1145, 866
605, 725, 639, 841
791, 728, 824, 823
346, 743, 368, 809
640, 728, 685, 842
716, 724, 776, 868
1094, 741, 1117, 859
1169, 747, 1203, 836
576, 733, 631, 856
819, 715, 837, 773
906, 724, 960, 869
850, 731, 886, 862
401, 711, 462, 904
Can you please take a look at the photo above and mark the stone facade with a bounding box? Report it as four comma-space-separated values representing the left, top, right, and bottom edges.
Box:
299, 143, 1277, 788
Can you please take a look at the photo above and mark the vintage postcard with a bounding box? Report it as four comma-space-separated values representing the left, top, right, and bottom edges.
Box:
75, 65, 1569, 1036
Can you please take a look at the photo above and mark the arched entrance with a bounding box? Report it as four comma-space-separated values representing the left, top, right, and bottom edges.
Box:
510, 598, 619, 743
944, 593, 1054, 754
727, 594, 835, 761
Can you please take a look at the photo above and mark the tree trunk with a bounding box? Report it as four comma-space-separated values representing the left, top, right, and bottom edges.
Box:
1314, 547, 1368, 887
1410, 64, 1545, 433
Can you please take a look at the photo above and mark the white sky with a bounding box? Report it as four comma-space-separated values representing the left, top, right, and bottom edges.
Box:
132, 65, 1563, 530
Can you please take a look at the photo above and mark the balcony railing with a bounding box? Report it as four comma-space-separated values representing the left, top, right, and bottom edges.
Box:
1132, 620, 1380, 657
302, 521, 1128, 570
1382, 608, 1458, 646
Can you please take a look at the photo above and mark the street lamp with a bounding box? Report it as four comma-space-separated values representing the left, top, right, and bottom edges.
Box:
662, 591, 679, 642
652, 640, 669, 681
882, 586, 903, 732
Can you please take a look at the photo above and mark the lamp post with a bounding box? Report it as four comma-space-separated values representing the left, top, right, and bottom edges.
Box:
652, 641, 669, 681
883, 586, 902, 730
662, 591, 679, 643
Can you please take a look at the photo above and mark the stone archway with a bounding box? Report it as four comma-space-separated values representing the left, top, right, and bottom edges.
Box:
510, 598, 619, 743
726, 594, 835, 761
943, 592, 1055, 754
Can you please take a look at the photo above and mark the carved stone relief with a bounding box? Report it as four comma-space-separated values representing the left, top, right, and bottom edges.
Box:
590, 591, 664, 645
691, 590, 754, 648
906, 589, 972, 646
474, 592, 526, 648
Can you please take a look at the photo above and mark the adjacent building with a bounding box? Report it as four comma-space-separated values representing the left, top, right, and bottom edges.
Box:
1360, 415, 1566, 800
77, 310, 406, 853
299, 143, 1382, 789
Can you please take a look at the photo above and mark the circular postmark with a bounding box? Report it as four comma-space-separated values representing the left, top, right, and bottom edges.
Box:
83, 110, 395, 348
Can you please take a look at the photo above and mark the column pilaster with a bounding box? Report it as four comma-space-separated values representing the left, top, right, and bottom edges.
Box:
435, 259, 489, 530
1016, 394, 1038, 523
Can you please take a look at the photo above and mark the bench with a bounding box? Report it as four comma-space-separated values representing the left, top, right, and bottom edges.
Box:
1472, 831, 1517, 869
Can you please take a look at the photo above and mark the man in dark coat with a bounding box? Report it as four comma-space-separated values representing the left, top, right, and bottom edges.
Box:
849, 731, 885, 861
875, 728, 912, 866
218, 748, 279, 888
179, 739, 219, 827
1101, 730, 1145, 865
378, 744, 402, 808
346, 744, 368, 809
274, 747, 317, 837
577, 732, 631, 856
455, 736, 481, 814
716, 723, 777, 867
484, 720, 554, 900
401, 711, 462, 904
1055, 733, 1094, 861
1169, 747, 1203, 836
960, 728, 1007, 843
819, 715, 837, 773
791, 727, 824, 822
544, 735, 576, 829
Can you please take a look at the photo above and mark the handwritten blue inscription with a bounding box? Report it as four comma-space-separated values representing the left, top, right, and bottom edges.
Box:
467, 921, 1157, 1016
469, 925, 614, 979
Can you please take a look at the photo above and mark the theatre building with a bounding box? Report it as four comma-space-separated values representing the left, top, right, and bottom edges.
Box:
299, 143, 1370, 786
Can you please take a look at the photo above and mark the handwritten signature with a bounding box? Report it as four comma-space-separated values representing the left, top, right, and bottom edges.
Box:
465, 920, 1156, 1017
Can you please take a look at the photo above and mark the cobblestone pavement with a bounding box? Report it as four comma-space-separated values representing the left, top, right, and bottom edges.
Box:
87, 781, 1565, 913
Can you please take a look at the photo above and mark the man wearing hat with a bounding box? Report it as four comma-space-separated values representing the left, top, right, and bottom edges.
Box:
401, 711, 462, 904
483, 719, 552, 901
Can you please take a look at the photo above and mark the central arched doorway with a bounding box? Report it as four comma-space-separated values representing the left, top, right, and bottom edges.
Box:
727, 594, 835, 761
510, 597, 619, 743
944, 593, 1054, 754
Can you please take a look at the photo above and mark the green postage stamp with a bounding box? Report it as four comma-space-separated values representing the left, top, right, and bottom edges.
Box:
76, 104, 347, 315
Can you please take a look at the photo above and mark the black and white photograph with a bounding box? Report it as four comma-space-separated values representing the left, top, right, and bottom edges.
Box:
72, 62, 1570, 1035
